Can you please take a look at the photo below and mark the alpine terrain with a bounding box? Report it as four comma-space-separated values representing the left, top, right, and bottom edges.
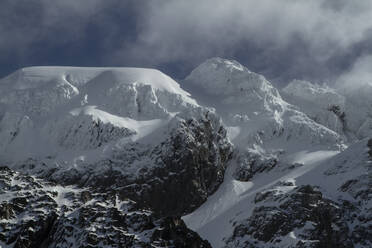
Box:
0, 58, 370, 248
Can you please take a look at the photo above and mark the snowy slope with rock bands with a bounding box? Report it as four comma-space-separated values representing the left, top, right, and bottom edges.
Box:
184, 58, 344, 182
223, 139, 372, 248
182, 58, 370, 248
0, 60, 371, 248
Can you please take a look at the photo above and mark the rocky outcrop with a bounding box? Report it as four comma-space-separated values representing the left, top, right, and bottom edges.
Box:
37, 112, 233, 216
123, 113, 232, 215
328, 104, 347, 133
226, 185, 371, 248
151, 217, 212, 248
233, 151, 278, 181
0, 166, 212, 248
0, 111, 232, 247
367, 138, 372, 159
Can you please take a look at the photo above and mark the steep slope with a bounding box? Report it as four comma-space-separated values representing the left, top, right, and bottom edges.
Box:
183, 58, 344, 181
223, 138, 371, 247
282, 80, 347, 136
0, 66, 233, 247
182, 58, 371, 248
282, 79, 372, 141
0, 166, 212, 248
337, 83, 372, 139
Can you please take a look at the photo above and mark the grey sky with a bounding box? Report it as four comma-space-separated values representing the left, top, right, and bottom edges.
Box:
1, 0, 372, 85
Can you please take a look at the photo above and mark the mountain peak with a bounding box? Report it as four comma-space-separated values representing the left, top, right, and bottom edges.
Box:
202, 57, 247, 72
185, 57, 277, 100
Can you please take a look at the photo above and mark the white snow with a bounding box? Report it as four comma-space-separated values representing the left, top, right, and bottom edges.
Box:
282, 80, 346, 136
181, 58, 354, 247
0, 66, 194, 99
1, 59, 370, 248
69, 105, 165, 140
282, 78, 372, 140
184, 57, 344, 154
182, 60, 371, 246
0, 66, 200, 166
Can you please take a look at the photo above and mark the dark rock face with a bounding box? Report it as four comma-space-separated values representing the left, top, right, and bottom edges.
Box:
0, 167, 212, 248
234, 152, 278, 181
1, 113, 232, 247
0, 167, 59, 248
31, 113, 233, 216
328, 104, 347, 133
226, 185, 371, 248
151, 217, 212, 248
367, 138, 372, 159
119, 114, 233, 215
0, 202, 15, 220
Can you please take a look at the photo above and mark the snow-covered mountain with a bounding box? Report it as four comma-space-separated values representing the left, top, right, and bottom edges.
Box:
282, 80, 347, 136
0, 60, 371, 248
184, 58, 344, 181
0, 66, 233, 247
282, 79, 372, 141
0, 66, 198, 161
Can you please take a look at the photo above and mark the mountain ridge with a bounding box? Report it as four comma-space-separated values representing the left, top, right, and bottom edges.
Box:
0, 58, 371, 248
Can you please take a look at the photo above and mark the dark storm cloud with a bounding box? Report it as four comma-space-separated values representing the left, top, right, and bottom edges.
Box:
122, 0, 372, 83
0, 0, 101, 57
1, 0, 372, 85
0, 0, 142, 76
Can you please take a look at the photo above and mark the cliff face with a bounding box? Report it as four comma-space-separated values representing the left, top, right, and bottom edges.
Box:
0, 112, 233, 248
0, 166, 212, 248
0, 66, 233, 248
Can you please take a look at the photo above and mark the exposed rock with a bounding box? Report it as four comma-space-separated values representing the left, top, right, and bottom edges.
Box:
0, 203, 15, 220
151, 217, 212, 248
30, 112, 233, 216
367, 138, 372, 159
129, 114, 232, 215
234, 152, 278, 181
226, 185, 371, 248
0, 166, 212, 248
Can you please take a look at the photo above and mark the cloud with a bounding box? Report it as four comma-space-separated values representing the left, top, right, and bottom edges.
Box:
117, 0, 372, 82
0, 0, 103, 55
337, 55, 372, 89
0, 0, 141, 74
1, 0, 372, 84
